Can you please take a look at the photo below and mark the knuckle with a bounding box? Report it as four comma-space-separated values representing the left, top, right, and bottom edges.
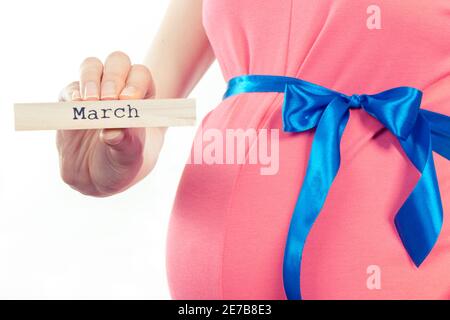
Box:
81, 70, 102, 81
131, 64, 150, 74
129, 65, 153, 90
67, 81, 80, 90
132, 64, 152, 81
107, 51, 131, 64
59, 81, 79, 101
102, 71, 126, 83
80, 56, 103, 70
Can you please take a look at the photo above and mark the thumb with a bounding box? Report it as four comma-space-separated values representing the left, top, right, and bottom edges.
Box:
100, 128, 125, 146
99, 128, 146, 166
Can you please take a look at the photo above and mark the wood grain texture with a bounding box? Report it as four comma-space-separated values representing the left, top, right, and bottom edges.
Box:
14, 99, 196, 131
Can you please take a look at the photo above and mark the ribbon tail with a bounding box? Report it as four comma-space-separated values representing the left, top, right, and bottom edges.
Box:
420, 109, 450, 160
395, 114, 443, 266
282, 98, 350, 300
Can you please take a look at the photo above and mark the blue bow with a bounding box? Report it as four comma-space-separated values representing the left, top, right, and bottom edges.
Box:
223, 75, 450, 300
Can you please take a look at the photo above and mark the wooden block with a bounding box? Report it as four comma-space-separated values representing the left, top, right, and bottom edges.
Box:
14, 98, 196, 131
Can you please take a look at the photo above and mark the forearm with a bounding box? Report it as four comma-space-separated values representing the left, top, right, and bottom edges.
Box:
144, 0, 215, 100
131, 0, 215, 185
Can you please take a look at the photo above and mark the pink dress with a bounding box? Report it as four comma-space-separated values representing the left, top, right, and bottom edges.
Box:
166, 0, 450, 299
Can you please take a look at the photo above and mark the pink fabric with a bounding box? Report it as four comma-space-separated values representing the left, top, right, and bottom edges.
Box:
166, 0, 450, 299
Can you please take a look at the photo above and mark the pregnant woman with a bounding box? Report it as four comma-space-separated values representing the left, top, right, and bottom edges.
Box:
57, 0, 450, 299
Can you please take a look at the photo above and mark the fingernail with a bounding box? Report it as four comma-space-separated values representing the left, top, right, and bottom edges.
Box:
84, 81, 99, 100
101, 81, 117, 99
121, 86, 137, 98
72, 90, 81, 101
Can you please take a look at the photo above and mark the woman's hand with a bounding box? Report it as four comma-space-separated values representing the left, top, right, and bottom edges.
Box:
56, 0, 215, 197
57, 51, 161, 197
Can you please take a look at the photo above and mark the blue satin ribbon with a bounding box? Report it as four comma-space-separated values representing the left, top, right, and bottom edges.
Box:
223, 75, 450, 300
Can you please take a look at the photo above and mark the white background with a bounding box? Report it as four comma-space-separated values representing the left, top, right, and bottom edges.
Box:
0, 0, 223, 299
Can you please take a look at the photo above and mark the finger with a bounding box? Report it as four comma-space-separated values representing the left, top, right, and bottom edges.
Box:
101, 51, 132, 100
72, 89, 82, 101
58, 81, 81, 102
100, 128, 146, 163
100, 128, 125, 146
99, 64, 151, 147
79, 57, 103, 100
119, 64, 154, 99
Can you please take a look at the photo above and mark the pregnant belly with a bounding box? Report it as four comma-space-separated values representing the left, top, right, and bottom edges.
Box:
166, 94, 297, 299
165, 97, 450, 300
165, 131, 307, 300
